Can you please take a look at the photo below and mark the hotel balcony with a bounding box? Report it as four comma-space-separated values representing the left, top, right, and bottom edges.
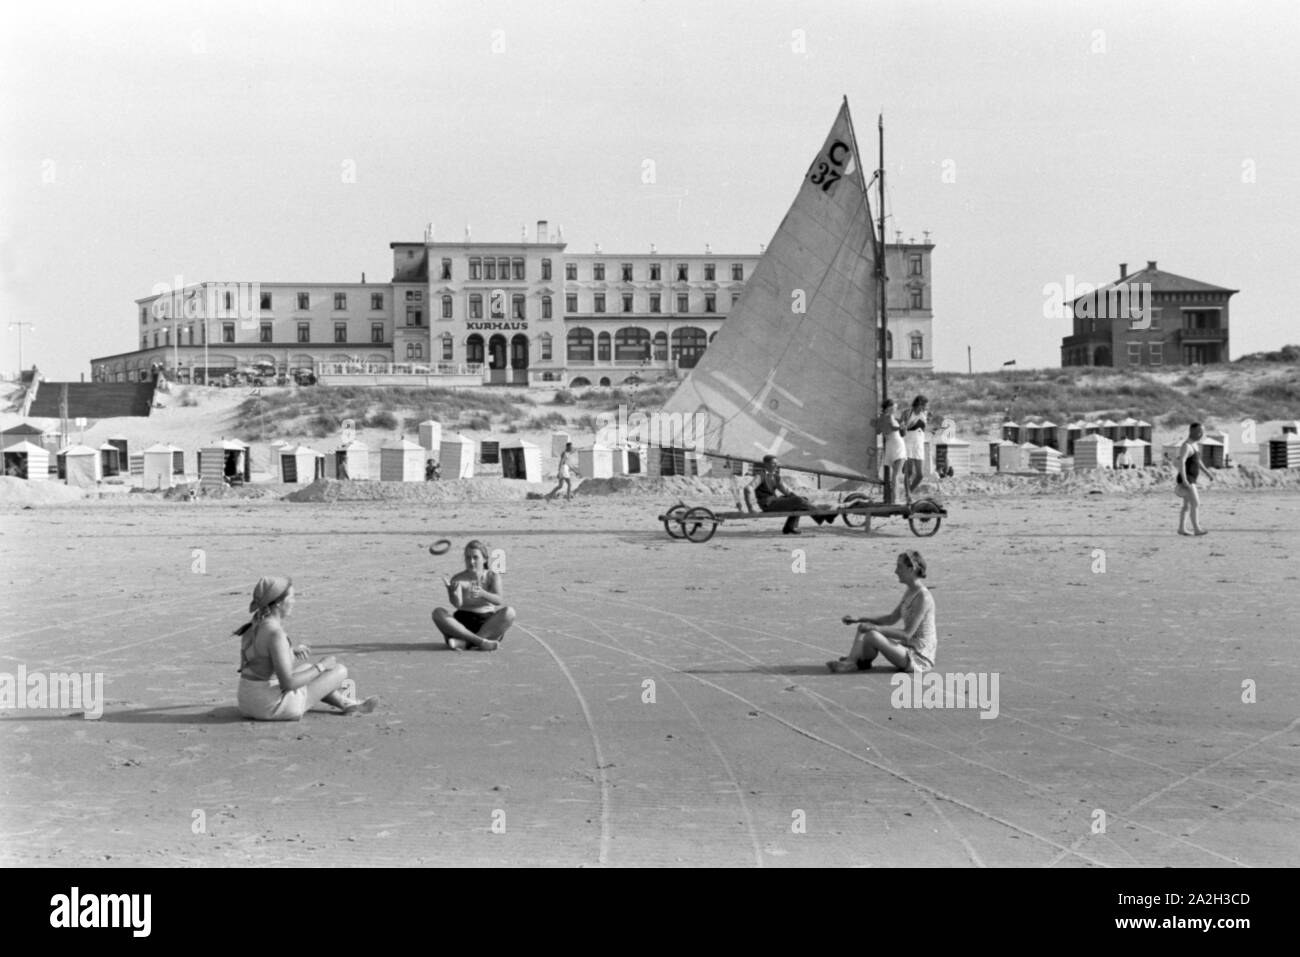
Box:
1177, 326, 1228, 343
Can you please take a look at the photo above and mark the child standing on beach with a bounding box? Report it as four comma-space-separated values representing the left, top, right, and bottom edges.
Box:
432, 540, 516, 650
827, 551, 936, 673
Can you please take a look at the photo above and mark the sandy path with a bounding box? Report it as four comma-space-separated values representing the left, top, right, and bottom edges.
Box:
1, 490, 1297, 866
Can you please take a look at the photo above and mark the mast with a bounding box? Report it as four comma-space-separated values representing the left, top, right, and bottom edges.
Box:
877, 113, 887, 408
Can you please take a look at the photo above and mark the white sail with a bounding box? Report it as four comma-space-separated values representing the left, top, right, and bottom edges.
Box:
658, 101, 879, 479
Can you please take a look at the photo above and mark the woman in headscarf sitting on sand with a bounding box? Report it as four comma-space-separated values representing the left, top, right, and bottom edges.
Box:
432, 540, 516, 651
235, 576, 378, 720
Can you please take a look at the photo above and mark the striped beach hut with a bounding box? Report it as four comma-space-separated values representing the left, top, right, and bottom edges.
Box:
199, 440, 251, 489
1100, 419, 1122, 443
934, 437, 971, 476
1265, 432, 1300, 468
1028, 445, 1062, 473
439, 434, 475, 479
1000, 420, 1021, 443
380, 439, 424, 482
1073, 434, 1113, 470
2, 440, 49, 481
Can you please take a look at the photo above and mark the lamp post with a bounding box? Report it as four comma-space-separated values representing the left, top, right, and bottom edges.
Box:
8, 321, 34, 372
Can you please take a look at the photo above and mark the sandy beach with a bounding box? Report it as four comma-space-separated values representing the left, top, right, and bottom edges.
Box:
2, 485, 1297, 867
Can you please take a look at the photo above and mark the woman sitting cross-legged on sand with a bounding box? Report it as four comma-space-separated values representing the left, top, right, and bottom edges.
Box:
236, 576, 378, 720
432, 540, 516, 651
827, 550, 936, 674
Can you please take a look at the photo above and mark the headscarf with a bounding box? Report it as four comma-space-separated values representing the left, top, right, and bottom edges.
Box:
234, 576, 293, 637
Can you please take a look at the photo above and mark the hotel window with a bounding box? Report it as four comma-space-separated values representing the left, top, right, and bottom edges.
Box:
414, 343, 423, 358
371, 293, 384, 310
334, 293, 347, 310
442, 336, 454, 360
142, 335, 148, 349
1149, 343, 1163, 365
512, 258, 525, 280
594, 293, 606, 313
260, 323, 273, 343
650, 294, 661, 314
677, 294, 689, 312
910, 333, 923, 360
260, 292, 272, 310
512, 294, 526, 319
469, 258, 482, 280
593, 263, 606, 280
909, 255, 923, 276
909, 287, 923, 310
615, 328, 651, 361
1127, 341, 1142, 365
540, 336, 552, 360
566, 294, 578, 312
498, 258, 511, 278
705, 294, 716, 313
187, 327, 195, 345
371, 323, 384, 343
622, 294, 633, 313
731, 264, 744, 281
485, 259, 497, 280
676, 264, 688, 281
153, 332, 160, 348
704, 263, 716, 280
296, 322, 309, 343
621, 263, 633, 281
466, 335, 485, 364
731, 292, 740, 307
140, 306, 148, 324
334, 322, 347, 343
297, 293, 310, 309
222, 323, 236, 343
653, 331, 667, 360
541, 258, 552, 280
218, 291, 231, 311
567, 328, 593, 362
440, 258, 452, 281
542, 296, 553, 319
405, 289, 422, 301
469, 294, 483, 319
649, 263, 661, 280
1148, 308, 1161, 330
406, 308, 423, 326
597, 332, 610, 361
442, 296, 453, 319
565, 262, 577, 280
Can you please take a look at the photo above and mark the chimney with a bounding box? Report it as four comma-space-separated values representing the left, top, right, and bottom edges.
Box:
594, 241, 601, 254
1119, 263, 1127, 279
521, 224, 528, 242
361, 272, 366, 284
537, 220, 548, 243
650, 242, 656, 254
1147, 260, 1157, 271
705, 243, 712, 254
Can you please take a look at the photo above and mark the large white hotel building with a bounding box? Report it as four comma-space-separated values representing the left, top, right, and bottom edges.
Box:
92, 220, 935, 388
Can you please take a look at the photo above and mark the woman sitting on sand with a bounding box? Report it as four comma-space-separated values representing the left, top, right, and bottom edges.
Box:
827, 550, 936, 674
432, 540, 516, 651
236, 576, 378, 720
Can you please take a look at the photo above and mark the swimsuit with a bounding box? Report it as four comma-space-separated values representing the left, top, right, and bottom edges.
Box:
883, 415, 906, 464
1176, 446, 1201, 486
904, 412, 927, 459
236, 622, 309, 721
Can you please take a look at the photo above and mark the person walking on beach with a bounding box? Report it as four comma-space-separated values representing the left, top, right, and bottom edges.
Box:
877, 399, 907, 504
432, 540, 516, 650
827, 550, 936, 673
235, 576, 378, 720
902, 395, 930, 499
546, 442, 576, 501
1175, 422, 1214, 536
744, 454, 816, 534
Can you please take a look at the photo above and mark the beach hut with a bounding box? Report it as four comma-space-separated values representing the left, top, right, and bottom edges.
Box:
1197, 435, 1226, 468
1000, 421, 1020, 443
551, 431, 571, 458
478, 439, 501, 465
990, 439, 1013, 469
106, 436, 130, 473
1118, 416, 1140, 440
143, 443, 180, 489
418, 420, 442, 453
439, 434, 475, 479
0, 423, 48, 451
995, 441, 1029, 472
1100, 419, 1121, 443
1112, 438, 1148, 470
199, 439, 251, 489
99, 443, 121, 477
280, 445, 326, 484
60, 444, 102, 487
333, 440, 370, 480
1074, 434, 1114, 470
611, 445, 644, 476
578, 445, 614, 479
269, 440, 291, 479
380, 439, 424, 481
1265, 433, 1300, 468
934, 437, 971, 477
1028, 445, 1062, 474
171, 447, 186, 477
1063, 420, 1087, 456
1027, 420, 1058, 450
501, 439, 541, 481
2, 440, 49, 481
1082, 419, 1103, 436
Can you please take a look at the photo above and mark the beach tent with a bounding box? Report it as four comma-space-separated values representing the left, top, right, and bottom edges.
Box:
1112, 438, 1148, 469
418, 420, 442, 453
551, 431, 571, 457
934, 437, 971, 477
439, 434, 475, 479
501, 439, 541, 481
1073, 434, 1114, 470
1000, 421, 1020, 443
199, 439, 251, 489
1064, 420, 1087, 456
1026, 421, 1058, 449
333, 440, 370, 480
578, 445, 613, 479
143, 443, 181, 489
60, 444, 102, 487
380, 439, 424, 482
1100, 420, 1121, 442
279, 445, 325, 484
1028, 445, 1062, 474
99, 443, 122, 477
2, 440, 49, 481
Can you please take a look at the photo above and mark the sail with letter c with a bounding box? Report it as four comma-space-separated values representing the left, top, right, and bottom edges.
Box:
656, 100, 880, 480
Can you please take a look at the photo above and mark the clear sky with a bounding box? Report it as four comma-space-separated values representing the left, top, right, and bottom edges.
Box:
3, 0, 1297, 379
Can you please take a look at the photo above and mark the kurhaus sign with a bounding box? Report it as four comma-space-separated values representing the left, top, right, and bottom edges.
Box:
466, 321, 528, 331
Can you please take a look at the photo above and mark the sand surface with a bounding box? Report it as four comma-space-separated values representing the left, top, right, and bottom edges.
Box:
1, 488, 1298, 867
